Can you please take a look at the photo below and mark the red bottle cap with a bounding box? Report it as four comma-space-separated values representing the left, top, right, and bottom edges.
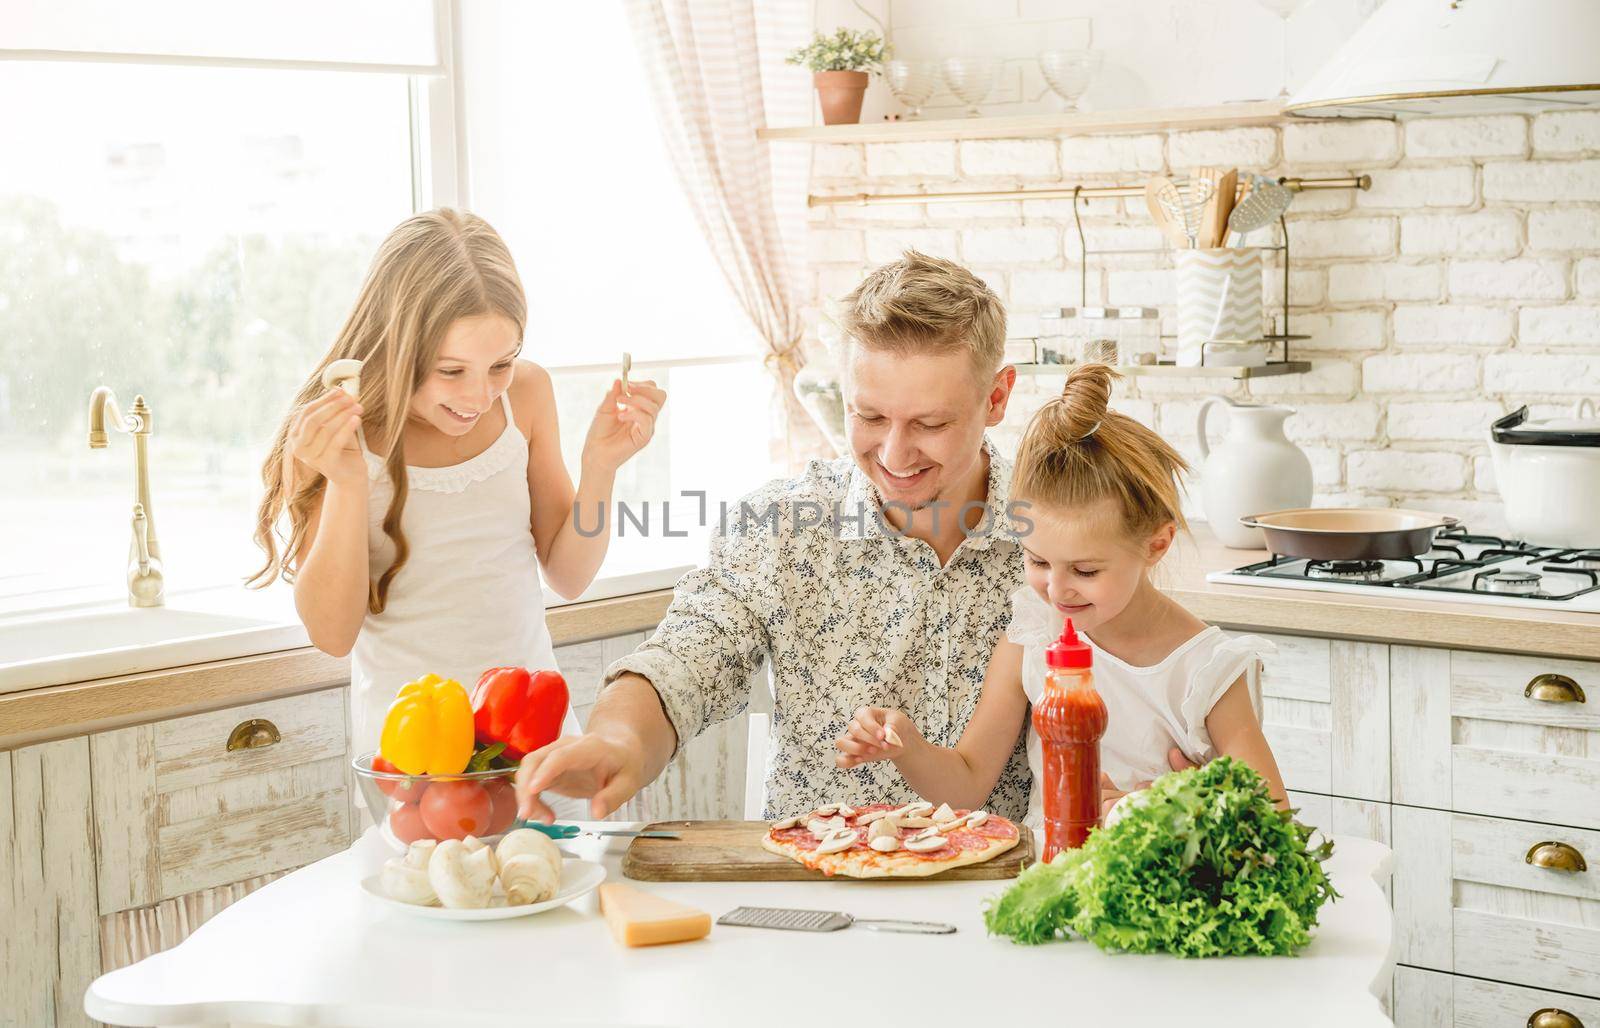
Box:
1045, 618, 1092, 669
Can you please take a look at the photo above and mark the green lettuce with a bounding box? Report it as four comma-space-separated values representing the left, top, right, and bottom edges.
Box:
984, 757, 1338, 957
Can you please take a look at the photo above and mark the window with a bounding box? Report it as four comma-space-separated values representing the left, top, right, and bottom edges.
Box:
0, 0, 786, 614
459, 0, 783, 578
0, 61, 414, 609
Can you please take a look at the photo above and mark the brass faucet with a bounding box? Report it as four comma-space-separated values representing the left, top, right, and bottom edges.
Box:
88, 387, 164, 607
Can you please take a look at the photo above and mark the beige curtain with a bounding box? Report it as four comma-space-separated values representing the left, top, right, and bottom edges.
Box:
623, 0, 824, 465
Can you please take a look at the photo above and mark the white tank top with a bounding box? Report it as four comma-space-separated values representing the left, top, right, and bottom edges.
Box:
350, 389, 582, 762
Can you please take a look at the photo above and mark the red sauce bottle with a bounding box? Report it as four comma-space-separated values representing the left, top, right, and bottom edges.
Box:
1031, 618, 1108, 860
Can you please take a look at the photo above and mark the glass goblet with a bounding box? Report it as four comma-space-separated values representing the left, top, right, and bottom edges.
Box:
884, 60, 937, 119
940, 57, 997, 118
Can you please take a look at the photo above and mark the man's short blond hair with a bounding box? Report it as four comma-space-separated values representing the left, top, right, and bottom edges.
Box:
838, 250, 1007, 379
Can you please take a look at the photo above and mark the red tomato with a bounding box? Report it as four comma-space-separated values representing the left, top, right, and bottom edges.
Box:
419, 780, 493, 840
372, 755, 428, 804
485, 778, 518, 835
388, 799, 431, 843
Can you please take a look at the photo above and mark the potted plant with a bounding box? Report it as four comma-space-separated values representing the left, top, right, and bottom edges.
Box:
786, 28, 889, 126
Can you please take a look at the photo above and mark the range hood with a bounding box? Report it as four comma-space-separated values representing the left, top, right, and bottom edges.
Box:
1286, 0, 1600, 118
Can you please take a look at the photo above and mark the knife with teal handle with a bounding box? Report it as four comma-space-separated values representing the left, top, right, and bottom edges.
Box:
514, 820, 680, 840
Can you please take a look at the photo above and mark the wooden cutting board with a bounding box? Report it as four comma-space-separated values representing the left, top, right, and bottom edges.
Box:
621, 820, 1034, 882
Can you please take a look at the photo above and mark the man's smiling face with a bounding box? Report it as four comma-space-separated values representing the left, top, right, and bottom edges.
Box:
843, 345, 1001, 512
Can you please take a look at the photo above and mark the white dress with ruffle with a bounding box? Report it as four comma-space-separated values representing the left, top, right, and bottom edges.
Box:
1006, 585, 1274, 830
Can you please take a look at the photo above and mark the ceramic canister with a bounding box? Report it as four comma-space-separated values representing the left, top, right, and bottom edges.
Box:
1174, 248, 1263, 367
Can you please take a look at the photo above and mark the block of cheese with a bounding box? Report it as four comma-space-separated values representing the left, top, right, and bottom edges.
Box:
598, 883, 712, 947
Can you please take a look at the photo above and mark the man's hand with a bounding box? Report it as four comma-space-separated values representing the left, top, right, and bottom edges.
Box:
1098, 747, 1198, 817
514, 733, 645, 822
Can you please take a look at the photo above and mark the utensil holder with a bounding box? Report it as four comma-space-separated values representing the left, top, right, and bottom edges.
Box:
1175, 249, 1262, 367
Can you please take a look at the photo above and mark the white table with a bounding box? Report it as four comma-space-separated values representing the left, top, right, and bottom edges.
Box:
86, 825, 1397, 1028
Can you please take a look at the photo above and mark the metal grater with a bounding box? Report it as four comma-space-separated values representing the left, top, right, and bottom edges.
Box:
717, 906, 956, 934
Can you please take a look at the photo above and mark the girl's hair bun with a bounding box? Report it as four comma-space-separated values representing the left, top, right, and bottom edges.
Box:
1013, 363, 1190, 537
1057, 362, 1114, 441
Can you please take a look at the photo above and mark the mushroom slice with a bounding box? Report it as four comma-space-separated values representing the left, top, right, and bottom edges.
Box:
904, 834, 949, 853
869, 834, 900, 853
815, 828, 857, 854
931, 803, 958, 825
806, 816, 848, 839
965, 810, 989, 828
866, 818, 900, 842
899, 816, 935, 829
321, 358, 363, 397
812, 804, 839, 817
771, 816, 800, 830
836, 804, 857, 818
899, 801, 934, 819
855, 808, 894, 826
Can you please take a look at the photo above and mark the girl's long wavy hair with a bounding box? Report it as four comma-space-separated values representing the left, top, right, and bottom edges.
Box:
248, 208, 527, 613
1012, 363, 1189, 539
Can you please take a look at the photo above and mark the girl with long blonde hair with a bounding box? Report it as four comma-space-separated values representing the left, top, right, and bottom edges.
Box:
251, 209, 665, 769
832, 363, 1285, 824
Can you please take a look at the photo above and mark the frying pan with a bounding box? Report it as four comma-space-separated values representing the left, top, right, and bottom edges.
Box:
1238, 508, 1460, 561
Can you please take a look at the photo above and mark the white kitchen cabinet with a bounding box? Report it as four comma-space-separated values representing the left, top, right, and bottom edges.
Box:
1393, 806, 1599, 1000
1396, 965, 1600, 1027
1389, 644, 1600, 1024
1, 737, 102, 1028
90, 687, 352, 912
1253, 632, 1390, 803
1393, 647, 1599, 831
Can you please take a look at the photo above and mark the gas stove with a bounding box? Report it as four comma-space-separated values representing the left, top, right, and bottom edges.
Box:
1206, 527, 1600, 613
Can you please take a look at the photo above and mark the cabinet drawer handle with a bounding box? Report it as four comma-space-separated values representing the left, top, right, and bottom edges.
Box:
1525, 673, 1586, 704
1525, 841, 1588, 873
1528, 1009, 1584, 1028
226, 718, 281, 751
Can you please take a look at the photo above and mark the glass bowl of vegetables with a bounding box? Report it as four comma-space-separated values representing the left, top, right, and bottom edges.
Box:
353, 752, 521, 851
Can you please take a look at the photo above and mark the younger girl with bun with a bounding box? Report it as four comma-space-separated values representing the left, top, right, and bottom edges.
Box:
833, 363, 1285, 825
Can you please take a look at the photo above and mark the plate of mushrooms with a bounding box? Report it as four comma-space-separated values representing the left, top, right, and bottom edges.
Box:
362, 828, 606, 921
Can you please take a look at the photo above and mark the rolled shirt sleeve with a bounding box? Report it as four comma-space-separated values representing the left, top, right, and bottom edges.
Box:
603, 518, 771, 759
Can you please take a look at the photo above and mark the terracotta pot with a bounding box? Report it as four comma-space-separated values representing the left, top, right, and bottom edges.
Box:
813, 70, 868, 125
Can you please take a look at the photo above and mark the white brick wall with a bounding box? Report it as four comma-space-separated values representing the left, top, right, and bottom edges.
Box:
1060, 135, 1164, 173
801, 113, 1600, 524
1447, 259, 1567, 301
1405, 116, 1526, 159
1167, 128, 1276, 169
1400, 212, 1521, 257
1282, 120, 1400, 166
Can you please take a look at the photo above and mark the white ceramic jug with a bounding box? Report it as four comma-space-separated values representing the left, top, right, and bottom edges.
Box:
1196, 396, 1313, 549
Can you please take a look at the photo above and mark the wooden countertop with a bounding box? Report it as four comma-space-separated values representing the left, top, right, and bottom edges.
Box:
1167, 527, 1600, 662
0, 589, 673, 752
7, 525, 1600, 751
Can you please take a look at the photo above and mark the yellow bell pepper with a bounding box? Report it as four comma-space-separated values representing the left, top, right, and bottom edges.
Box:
379, 673, 475, 775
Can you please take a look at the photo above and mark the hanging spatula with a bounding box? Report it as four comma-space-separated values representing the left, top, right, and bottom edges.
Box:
1198, 167, 1238, 250
1226, 173, 1294, 246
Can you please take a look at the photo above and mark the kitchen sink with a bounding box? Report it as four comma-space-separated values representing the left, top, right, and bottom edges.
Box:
0, 590, 310, 695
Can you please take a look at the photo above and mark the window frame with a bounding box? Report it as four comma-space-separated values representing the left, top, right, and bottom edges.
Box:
0, 1, 776, 615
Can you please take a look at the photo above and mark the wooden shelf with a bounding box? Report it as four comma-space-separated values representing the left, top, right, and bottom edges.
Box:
1015, 360, 1312, 380
758, 101, 1286, 144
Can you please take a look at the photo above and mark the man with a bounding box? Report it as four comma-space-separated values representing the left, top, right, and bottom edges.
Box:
516, 250, 1031, 821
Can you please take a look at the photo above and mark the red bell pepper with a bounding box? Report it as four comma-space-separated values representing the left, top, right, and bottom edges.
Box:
470, 666, 569, 760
